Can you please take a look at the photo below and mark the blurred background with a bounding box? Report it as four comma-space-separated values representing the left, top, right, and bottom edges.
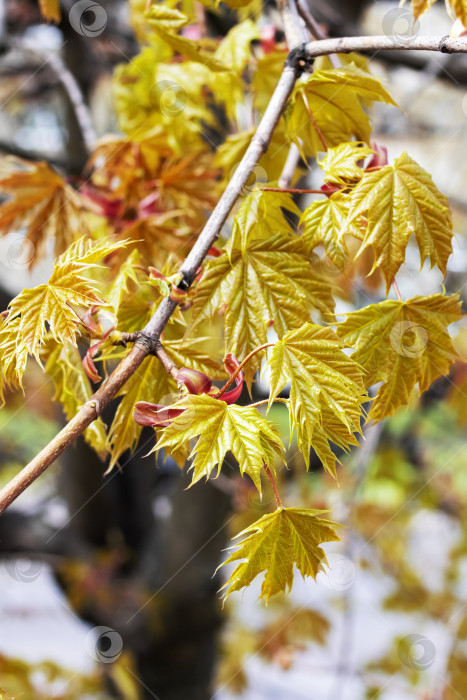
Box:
1, 0, 467, 698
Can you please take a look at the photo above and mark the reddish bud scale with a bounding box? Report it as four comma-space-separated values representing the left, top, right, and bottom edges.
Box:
170, 287, 187, 303
176, 368, 212, 395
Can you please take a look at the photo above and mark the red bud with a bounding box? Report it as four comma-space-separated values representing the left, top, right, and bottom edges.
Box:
170, 287, 187, 304
176, 368, 212, 395
221, 353, 244, 405
367, 143, 388, 169
133, 402, 185, 427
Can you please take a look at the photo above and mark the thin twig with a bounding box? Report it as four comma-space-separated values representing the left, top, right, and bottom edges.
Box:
261, 186, 324, 194
303, 34, 467, 59
2, 33, 467, 513
0, 56, 303, 514
263, 462, 282, 507
297, 0, 341, 68
12, 39, 96, 156
393, 279, 403, 301
248, 398, 289, 408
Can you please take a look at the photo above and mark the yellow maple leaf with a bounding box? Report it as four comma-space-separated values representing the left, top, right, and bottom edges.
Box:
214, 20, 260, 72
0, 159, 89, 267
106, 336, 224, 469
0, 317, 28, 405
4, 238, 127, 359
447, 0, 467, 25
219, 507, 341, 602
266, 323, 367, 477
153, 394, 285, 492
348, 152, 453, 291
285, 65, 396, 159
188, 235, 335, 387
38, 0, 60, 22
44, 341, 107, 459
319, 141, 375, 185
335, 294, 463, 422
401, 0, 440, 20
300, 193, 352, 269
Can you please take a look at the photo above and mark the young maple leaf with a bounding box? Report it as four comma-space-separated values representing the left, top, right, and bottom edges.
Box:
318, 141, 376, 186
448, 0, 467, 26
38, 0, 60, 22
266, 323, 367, 477
44, 341, 107, 459
151, 394, 285, 493
187, 235, 335, 387
219, 508, 341, 602
348, 152, 453, 291
0, 159, 88, 267
4, 238, 127, 360
0, 317, 28, 405
300, 192, 353, 269
336, 293, 463, 422
285, 65, 396, 159
106, 336, 225, 469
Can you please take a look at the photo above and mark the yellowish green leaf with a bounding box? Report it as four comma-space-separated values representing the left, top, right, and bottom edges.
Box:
153, 394, 285, 492
219, 507, 341, 601
335, 293, 463, 422
319, 141, 375, 185
285, 65, 396, 159
44, 341, 107, 459
300, 193, 351, 269
214, 20, 260, 72
266, 323, 366, 476
348, 152, 453, 291
188, 235, 335, 387
5, 237, 127, 359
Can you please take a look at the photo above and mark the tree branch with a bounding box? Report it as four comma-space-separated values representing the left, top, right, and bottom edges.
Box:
1, 32, 466, 514
303, 34, 467, 58
0, 56, 303, 515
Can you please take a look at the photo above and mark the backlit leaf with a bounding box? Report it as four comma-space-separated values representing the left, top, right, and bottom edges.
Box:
44, 341, 107, 458
285, 65, 396, 159
4, 238, 126, 359
153, 394, 285, 492
188, 235, 335, 387
266, 323, 367, 476
335, 294, 463, 422
319, 141, 375, 185
348, 152, 453, 291
219, 507, 341, 601
0, 159, 89, 267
